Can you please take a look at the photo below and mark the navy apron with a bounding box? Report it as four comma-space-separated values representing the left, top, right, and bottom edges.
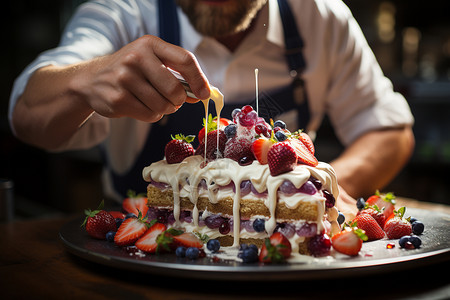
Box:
108, 0, 311, 197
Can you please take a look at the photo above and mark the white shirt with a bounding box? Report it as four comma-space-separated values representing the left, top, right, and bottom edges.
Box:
9, 0, 414, 199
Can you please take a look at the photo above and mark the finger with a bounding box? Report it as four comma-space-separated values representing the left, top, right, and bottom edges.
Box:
150, 37, 210, 100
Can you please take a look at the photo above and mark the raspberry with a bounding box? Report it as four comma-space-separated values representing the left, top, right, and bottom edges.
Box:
224, 137, 255, 162
307, 234, 331, 257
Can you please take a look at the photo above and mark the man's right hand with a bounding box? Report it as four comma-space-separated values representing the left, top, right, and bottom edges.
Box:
72, 35, 210, 122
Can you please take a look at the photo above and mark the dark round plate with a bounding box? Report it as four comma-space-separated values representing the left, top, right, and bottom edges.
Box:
59, 207, 450, 281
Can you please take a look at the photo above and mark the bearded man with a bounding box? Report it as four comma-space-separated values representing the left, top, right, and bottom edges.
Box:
9, 0, 414, 216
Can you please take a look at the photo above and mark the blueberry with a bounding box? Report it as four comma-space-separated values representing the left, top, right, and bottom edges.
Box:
409, 235, 422, 248
241, 248, 259, 263
185, 247, 200, 259
207, 239, 221, 253
356, 197, 366, 210
275, 130, 288, 142
224, 124, 237, 139
337, 212, 345, 225
409, 217, 418, 224
105, 230, 116, 242
412, 221, 424, 235
252, 218, 266, 232
231, 108, 241, 120
273, 120, 286, 129
175, 246, 186, 257
125, 213, 136, 219
399, 235, 410, 248
115, 218, 124, 228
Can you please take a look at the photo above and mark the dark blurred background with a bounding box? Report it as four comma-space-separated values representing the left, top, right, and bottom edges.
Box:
1, 0, 449, 220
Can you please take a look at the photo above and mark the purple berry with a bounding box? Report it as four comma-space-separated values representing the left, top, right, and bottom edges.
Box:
308, 176, 322, 190
240, 180, 252, 196
296, 223, 317, 237
307, 234, 331, 257
323, 190, 335, 208
205, 215, 225, 229
239, 110, 258, 127
298, 181, 318, 195
219, 220, 231, 235
279, 180, 296, 195
276, 223, 295, 239
242, 220, 255, 232
231, 108, 241, 120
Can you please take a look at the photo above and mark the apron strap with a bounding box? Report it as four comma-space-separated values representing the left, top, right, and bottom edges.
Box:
158, 0, 180, 45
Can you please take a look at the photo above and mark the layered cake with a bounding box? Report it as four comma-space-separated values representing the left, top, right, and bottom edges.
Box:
142, 105, 340, 255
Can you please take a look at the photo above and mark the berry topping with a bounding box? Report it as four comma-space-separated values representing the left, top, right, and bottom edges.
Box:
366, 190, 396, 220
197, 114, 231, 144
165, 134, 195, 164
224, 123, 237, 139
273, 120, 286, 129
223, 136, 255, 163
251, 137, 274, 165
323, 190, 336, 208
267, 141, 297, 176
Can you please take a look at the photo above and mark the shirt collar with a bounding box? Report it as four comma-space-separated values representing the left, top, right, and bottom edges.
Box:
177, 0, 285, 52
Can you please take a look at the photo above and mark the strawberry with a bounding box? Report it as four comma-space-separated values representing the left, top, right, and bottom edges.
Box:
296, 131, 315, 155
251, 137, 274, 165
289, 138, 318, 167
164, 134, 195, 164
366, 190, 396, 220
108, 211, 126, 219
195, 129, 228, 160
82, 201, 117, 240
135, 223, 168, 253
357, 206, 386, 228
383, 207, 412, 239
331, 226, 367, 256
259, 232, 292, 263
114, 213, 149, 246
223, 136, 255, 163
267, 141, 297, 176
172, 232, 203, 249
198, 114, 231, 144
122, 190, 149, 217
352, 214, 385, 241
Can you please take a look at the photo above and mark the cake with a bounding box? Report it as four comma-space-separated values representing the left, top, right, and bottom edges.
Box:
142, 105, 341, 256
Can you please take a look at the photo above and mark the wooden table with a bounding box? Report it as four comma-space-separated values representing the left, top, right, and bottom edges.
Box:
1, 198, 450, 300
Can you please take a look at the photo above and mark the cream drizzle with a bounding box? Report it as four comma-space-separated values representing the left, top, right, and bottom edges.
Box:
142, 156, 339, 247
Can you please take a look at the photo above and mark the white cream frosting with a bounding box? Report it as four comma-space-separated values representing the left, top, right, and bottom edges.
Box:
142, 155, 339, 248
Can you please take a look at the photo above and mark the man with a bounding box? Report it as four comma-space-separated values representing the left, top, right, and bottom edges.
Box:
9, 0, 414, 215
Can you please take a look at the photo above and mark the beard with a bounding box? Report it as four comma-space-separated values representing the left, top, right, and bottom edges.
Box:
175, 0, 268, 37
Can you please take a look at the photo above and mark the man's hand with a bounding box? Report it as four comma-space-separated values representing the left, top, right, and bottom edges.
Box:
13, 35, 210, 150
72, 35, 210, 122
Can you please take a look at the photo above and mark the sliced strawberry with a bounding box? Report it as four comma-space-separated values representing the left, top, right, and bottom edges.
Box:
172, 232, 203, 249
297, 131, 315, 155
383, 207, 412, 239
259, 232, 292, 263
366, 191, 396, 220
135, 223, 168, 253
352, 214, 385, 241
251, 137, 274, 165
108, 211, 126, 219
114, 216, 149, 246
122, 191, 149, 217
267, 141, 297, 176
331, 227, 366, 256
289, 138, 318, 167
165, 134, 195, 164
